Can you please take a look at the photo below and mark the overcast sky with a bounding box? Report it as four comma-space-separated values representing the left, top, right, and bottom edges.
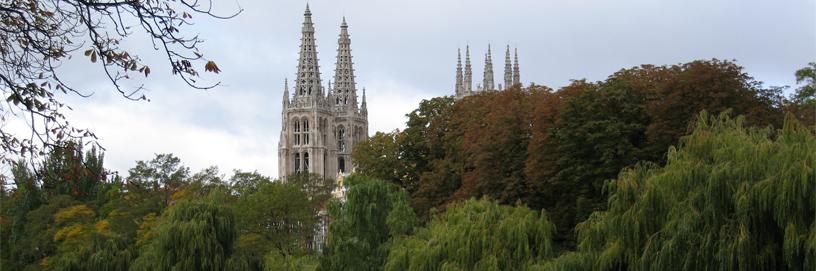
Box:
7, 0, 813, 178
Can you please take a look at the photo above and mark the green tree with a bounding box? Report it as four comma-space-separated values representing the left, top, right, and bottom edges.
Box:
127, 154, 190, 206
547, 112, 816, 270
788, 62, 816, 129
385, 198, 556, 271
793, 62, 816, 106
233, 180, 317, 268
3, 161, 43, 270
131, 200, 237, 271
353, 131, 403, 185
318, 175, 418, 271
399, 96, 456, 193
230, 170, 272, 196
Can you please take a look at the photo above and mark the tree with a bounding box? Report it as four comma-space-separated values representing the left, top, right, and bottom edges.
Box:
385, 198, 556, 271
0, 0, 240, 162
793, 62, 816, 106
788, 62, 816, 129
547, 112, 816, 270
318, 175, 418, 271
40, 141, 106, 201
352, 131, 402, 185
543, 77, 651, 245
127, 153, 190, 206
233, 180, 316, 266
230, 170, 272, 196
131, 200, 237, 271
399, 96, 456, 193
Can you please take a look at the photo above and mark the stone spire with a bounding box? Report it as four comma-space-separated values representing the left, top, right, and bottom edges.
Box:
455, 48, 463, 96
334, 16, 358, 109
464, 45, 473, 93
483, 44, 494, 91
513, 48, 520, 86
361, 87, 368, 116
504, 45, 512, 89
295, 4, 322, 99
283, 78, 290, 108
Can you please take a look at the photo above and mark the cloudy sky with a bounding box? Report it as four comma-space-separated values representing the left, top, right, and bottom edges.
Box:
7, 0, 814, 178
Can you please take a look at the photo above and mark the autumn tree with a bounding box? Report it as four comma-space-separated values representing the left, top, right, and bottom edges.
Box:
0, 0, 240, 163
39, 141, 106, 201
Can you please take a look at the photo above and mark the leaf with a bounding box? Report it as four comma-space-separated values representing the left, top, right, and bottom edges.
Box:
204, 61, 221, 74
144, 66, 151, 77
84, 49, 92, 56
90, 50, 97, 63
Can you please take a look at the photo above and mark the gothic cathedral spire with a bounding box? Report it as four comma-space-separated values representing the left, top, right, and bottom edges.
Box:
513, 48, 520, 85
483, 44, 495, 91
455, 48, 463, 96
296, 4, 321, 98
333, 16, 358, 109
504, 45, 512, 89
464, 45, 473, 94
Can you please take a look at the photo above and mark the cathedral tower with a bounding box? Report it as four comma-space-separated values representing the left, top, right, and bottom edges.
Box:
279, 6, 369, 179
453, 44, 523, 99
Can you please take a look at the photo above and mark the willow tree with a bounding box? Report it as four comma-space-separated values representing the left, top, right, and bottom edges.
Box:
131, 200, 237, 271
318, 175, 418, 271
544, 112, 816, 270
385, 198, 556, 271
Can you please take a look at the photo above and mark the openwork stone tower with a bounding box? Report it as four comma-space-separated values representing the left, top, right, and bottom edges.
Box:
279, 5, 369, 179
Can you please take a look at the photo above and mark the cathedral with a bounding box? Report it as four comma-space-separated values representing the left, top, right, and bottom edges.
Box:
278, 5, 369, 179
454, 44, 521, 99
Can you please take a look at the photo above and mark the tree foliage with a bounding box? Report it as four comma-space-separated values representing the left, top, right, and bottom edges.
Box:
354, 59, 792, 248
385, 198, 556, 271
132, 200, 237, 271
318, 175, 418, 271
544, 113, 816, 271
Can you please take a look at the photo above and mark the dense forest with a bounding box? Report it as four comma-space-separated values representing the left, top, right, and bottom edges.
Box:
2, 60, 814, 270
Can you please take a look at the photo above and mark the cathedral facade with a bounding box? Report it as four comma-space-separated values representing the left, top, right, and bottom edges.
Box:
454, 44, 521, 99
278, 5, 368, 179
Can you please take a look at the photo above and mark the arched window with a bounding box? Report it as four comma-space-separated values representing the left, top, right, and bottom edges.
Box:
294, 153, 300, 172
338, 157, 346, 174
294, 120, 301, 145
304, 119, 310, 145
304, 152, 310, 172
337, 126, 346, 152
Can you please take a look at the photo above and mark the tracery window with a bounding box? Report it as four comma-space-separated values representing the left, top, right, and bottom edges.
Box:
294, 153, 301, 172
304, 152, 310, 172
294, 121, 301, 145
337, 126, 346, 152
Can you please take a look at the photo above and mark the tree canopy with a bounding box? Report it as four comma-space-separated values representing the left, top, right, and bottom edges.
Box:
385, 198, 557, 271
543, 113, 816, 271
